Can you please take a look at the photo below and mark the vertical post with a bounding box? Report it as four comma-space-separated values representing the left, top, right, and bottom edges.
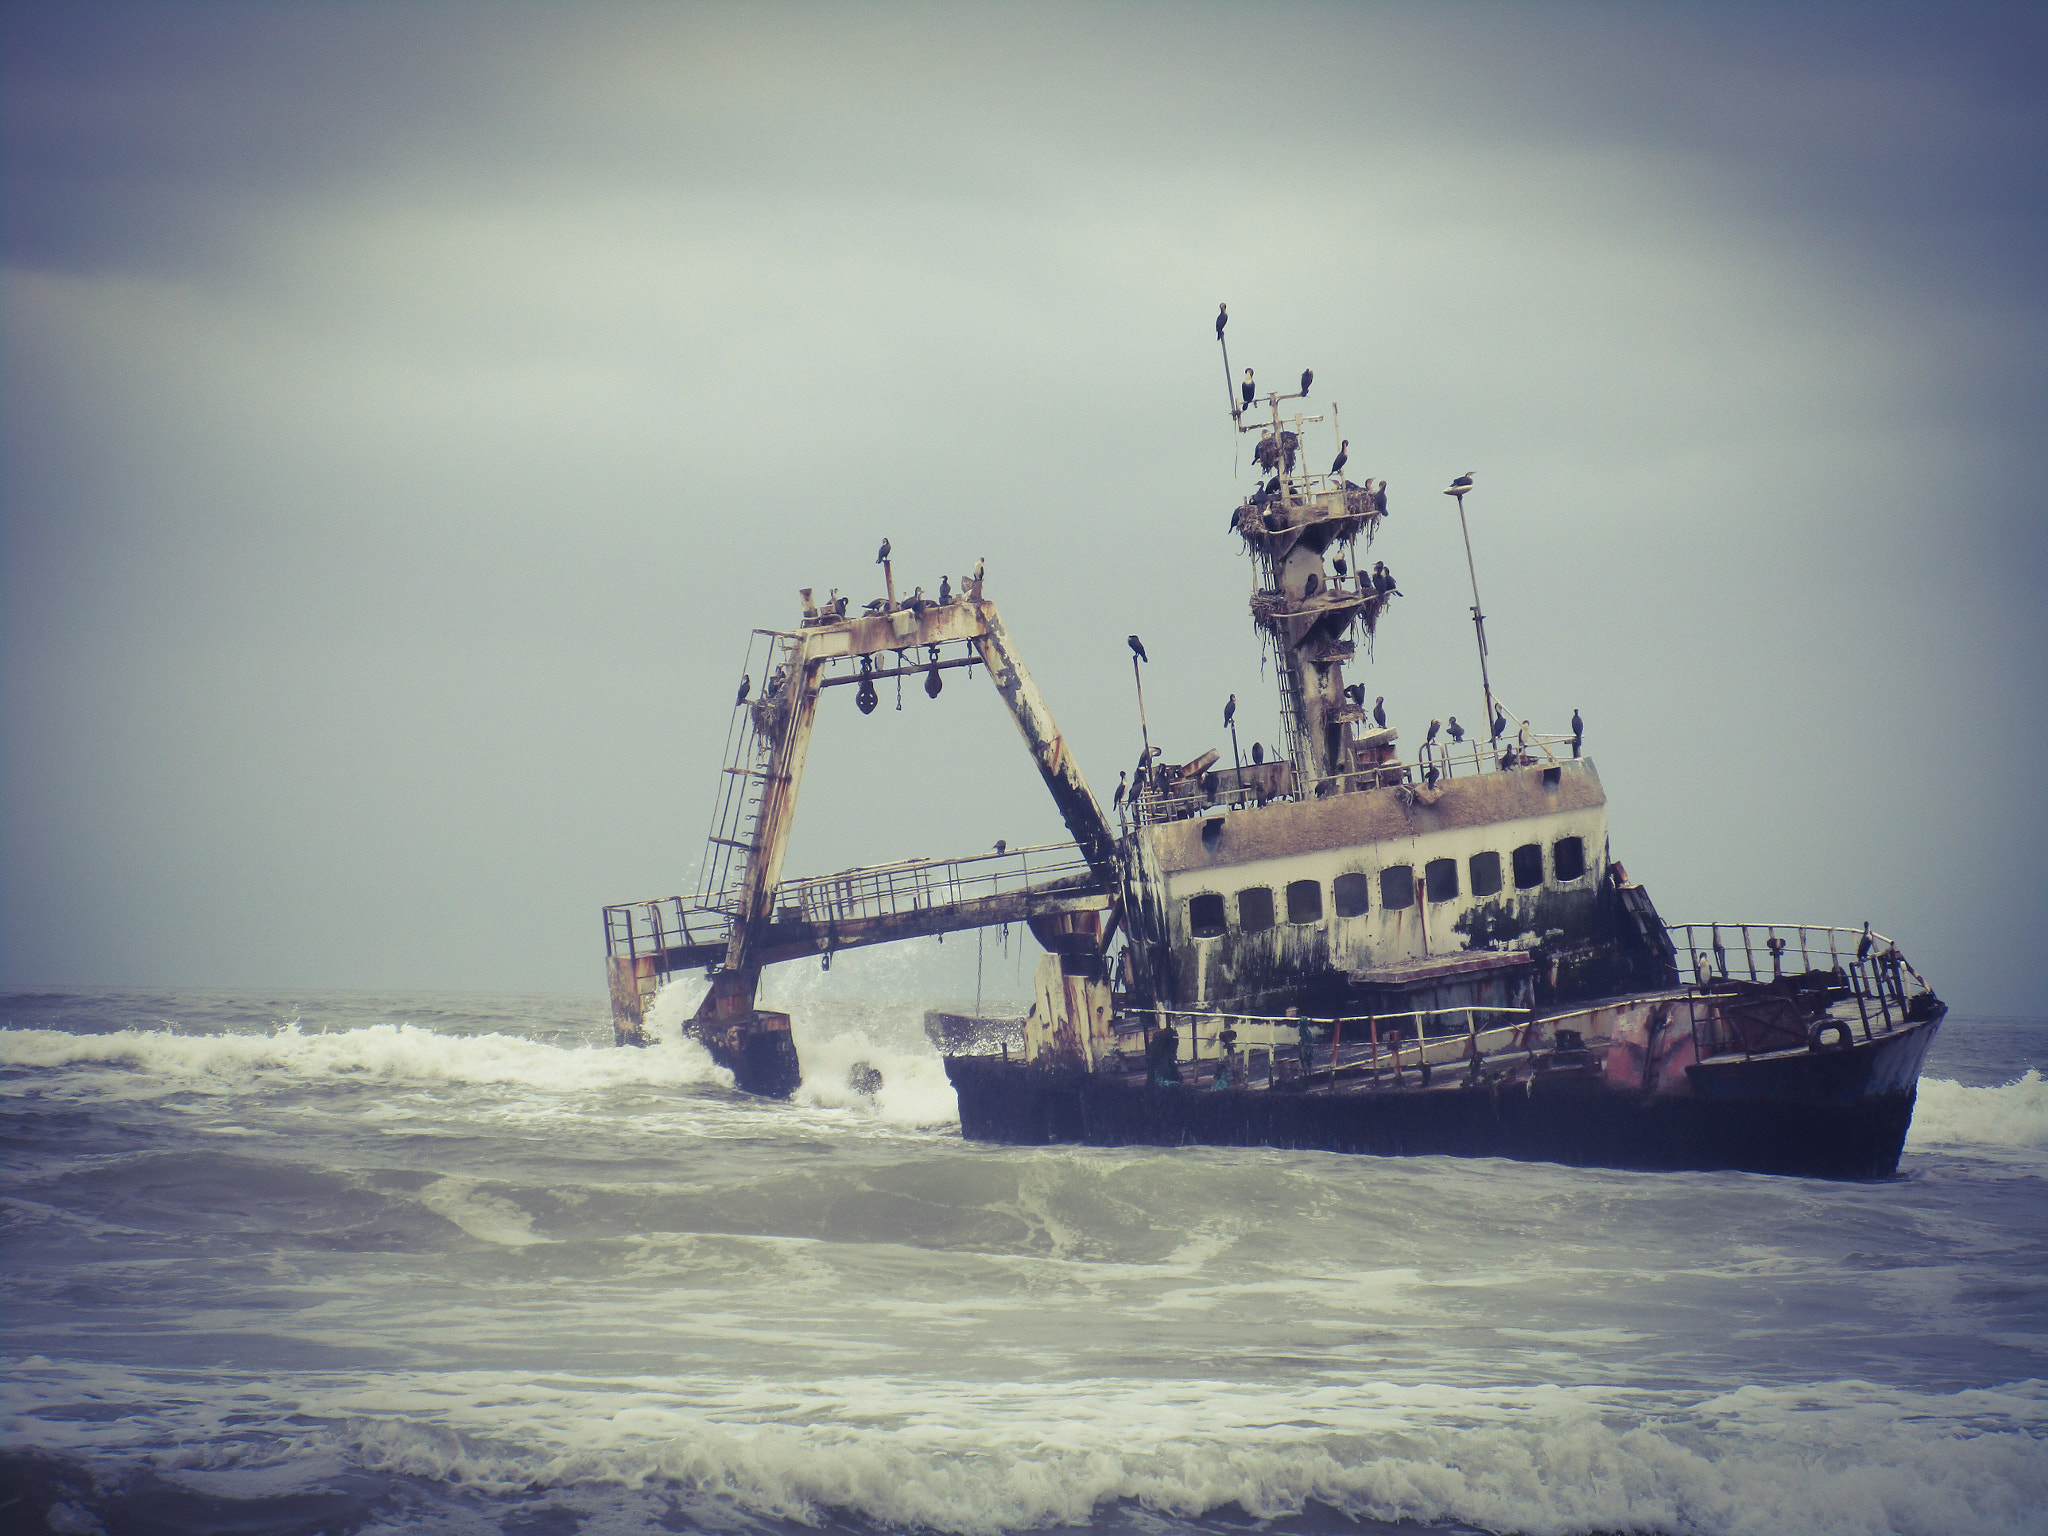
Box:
1132, 654, 1152, 773
1448, 488, 1497, 756
883, 559, 896, 609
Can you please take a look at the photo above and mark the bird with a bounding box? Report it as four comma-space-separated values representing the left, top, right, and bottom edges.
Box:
863, 597, 889, 615
734, 675, 751, 706
1303, 572, 1321, 600
1223, 693, 1236, 728
1331, 440, 1348, 477
1373, 696, 1387, 727
1857, 922, 1874, 962
1371, 480, 1388, 513
1448, 471, 1474, 492
1128, 634, 1148, 663
1215, 303, 1228, 339
1425, 763, 1440, 789
1491, 708, 1508, 740
1112, 771, 1127, 810
1299, 367, 1313, 398
1251, 741, 1264, 764
1344, 683, 1364, 706
994, 839, 1007, 856
833, 595, 849, 619
1333, 552, 1348, 578
1448, 716, 1464, 743
939, 574, 951, 605
1425, 718, 1441, 745
907, 584, 928, 614
1242, 368, 1256, 410
1263, 475, 1281, 497
876, 538, 891, 563
972, 556, 985, 585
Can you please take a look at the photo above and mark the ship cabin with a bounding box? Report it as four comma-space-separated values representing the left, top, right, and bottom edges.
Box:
1118, 401, 1673, 1037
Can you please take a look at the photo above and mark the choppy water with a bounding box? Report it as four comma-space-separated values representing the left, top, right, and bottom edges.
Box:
3, 979, 2045, 1536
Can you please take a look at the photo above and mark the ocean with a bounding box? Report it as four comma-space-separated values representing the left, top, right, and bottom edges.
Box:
3, 977, 2044, 1536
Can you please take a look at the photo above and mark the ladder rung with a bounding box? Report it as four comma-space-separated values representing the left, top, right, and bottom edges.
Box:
723, 767, 785, 779
709, 836, 754, 851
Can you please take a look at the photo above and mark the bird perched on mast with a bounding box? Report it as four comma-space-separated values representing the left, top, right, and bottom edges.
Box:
1242, 368, 1256, 412
1215, 303, 1228, 339
1447, 471, 1474, 494
1571, 707, 1584, 756
1223, 694, 1236, 728
734, 675, 751, 706
1128, 635, 1148, 663
1331, 440, 1348, 477
1299, 368, 1313, 398
876, 538, 891, 563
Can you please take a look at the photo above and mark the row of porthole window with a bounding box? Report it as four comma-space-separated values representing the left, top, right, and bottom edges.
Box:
1185, 836, 1586, 939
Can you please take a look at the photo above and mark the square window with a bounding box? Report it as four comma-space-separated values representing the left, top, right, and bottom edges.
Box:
1238, 887, 1275, 932
1286, 879, 1323, 923
1425, 858, 1459, 903
1553, 836, 1585, 882
1380, 866, 1415, 911
1188, 893, 1226, 938
1512, 843, 1544, 889
1470, 851, 1503, 897
1333, 871, 1370, 917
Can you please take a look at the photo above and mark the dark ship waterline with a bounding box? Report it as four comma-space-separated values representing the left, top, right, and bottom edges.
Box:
600, 335, 1943, 1181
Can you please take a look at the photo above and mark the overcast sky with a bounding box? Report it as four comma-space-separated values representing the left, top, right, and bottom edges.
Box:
5, 1, 2044, 1013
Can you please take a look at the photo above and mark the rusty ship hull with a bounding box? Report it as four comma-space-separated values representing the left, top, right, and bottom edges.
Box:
948, 1009, 1942, 1181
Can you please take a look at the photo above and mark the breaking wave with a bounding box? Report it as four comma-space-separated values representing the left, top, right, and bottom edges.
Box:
0, 1021, 731, 1093
1910, 1071, 2048, 1150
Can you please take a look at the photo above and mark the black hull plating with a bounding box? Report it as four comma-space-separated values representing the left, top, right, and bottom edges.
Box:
945, 1014, 1942, 1181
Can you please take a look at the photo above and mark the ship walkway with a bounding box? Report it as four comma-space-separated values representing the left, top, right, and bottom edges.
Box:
604, 840, 1108, 977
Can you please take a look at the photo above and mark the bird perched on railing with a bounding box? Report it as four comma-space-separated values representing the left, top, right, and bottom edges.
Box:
876, 538, 891, 563
1331, 440, 1349, 478
1448, 717, 1464, 744
1425, 719, 1441, 746
1128, 634, 1148, 663
1299, 368, 1313, 398
734, 675, 751, 706
1857, 922, 1875, 962
994, 840, 1006, 856
1215, 303, 1228, 339
1333, 552, 1348, 579
1492, 707, 1508, 740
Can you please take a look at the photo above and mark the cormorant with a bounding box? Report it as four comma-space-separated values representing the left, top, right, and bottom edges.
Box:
1223, 693, 1236, 728
1372, 480, 1388, 514
1333, 553, 1347, 578
994, 840, 1006, 856
1299, 368, 1313, 398
863, 597, 888, 615
1331, 440, 1348, 477
1373, 696, 1387, 727
939, 575, 951, 605
1242, 368, 1256, 410
1344, 683, 1364, 706
1128, 634, 1148, 663
734, 675, 751, 706
907, 585, 927, 614
1491, 708, 1507, 740
1303, 572, 1321, 600
834, 596, 849, 619
972, 557, 985, 584
876, 538, 891, 563
1425, 718, 1441, 745
1448, 717, 1464, 743
1425, 764, 1440, 789
1251, 741, 1264, 765
1571, 707, 1583, 756
1215, 303, 1228, 339
1448, 472, 1474, 491
1112, 771, 1127, 810
1857, 922, 1874, 962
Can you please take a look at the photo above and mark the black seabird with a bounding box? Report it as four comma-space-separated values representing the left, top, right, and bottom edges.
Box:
1333, 553, 1348, 578
1447, 471, 1474, 493
1448, 716, 1464, 743
1303, 572, 1321, 600
1128, 634, 1148, 663
1223, 693, 1236, 728
972, 557, 985, 584
1425, 718, 1441, 745
1331, 440, 1349, 477
1215, 303, 1228, 339
863, 597, 888, 615
939, 575, 951, 605
994, 840, 1006, 856
1491, 708, 1507, 740
1299, 368, 1313, 398
1373, 696, 1387, 727
1857, 922, 1874, 962
1112, 771, 1127, 810
1242, 368, 1256, 410
876, 538, 891, 563
734, 675, 751, 706
1251, 741, 1263, 765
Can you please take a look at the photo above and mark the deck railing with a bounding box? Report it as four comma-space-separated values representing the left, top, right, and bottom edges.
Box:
771, 841, 1094, 927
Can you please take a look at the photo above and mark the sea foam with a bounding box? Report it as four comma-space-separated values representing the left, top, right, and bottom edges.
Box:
1909, 1071, 2048, 1150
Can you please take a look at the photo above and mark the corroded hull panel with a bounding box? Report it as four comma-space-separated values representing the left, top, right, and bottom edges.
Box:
946, 1012, 1941, 1181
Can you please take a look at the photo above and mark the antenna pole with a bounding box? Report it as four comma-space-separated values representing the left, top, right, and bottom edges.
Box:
1131, 653, 1152, 769
1450, 489, 1498, 754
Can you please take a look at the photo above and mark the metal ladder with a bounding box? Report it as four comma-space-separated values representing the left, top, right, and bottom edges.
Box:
696, 630, 801, 917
